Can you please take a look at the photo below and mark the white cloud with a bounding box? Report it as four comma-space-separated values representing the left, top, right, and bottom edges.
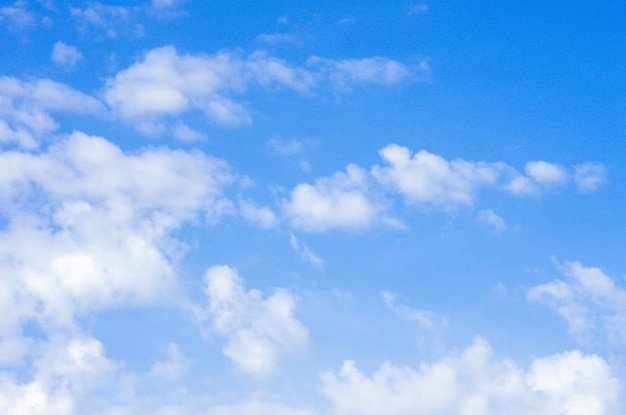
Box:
70, 2, 135, 38
477, 209, 508, 233
0, 335, 117, 415
506, 161, 568, 195
408, 4, 430, 15
322, 337, 620, 415
381, 291, 442, 330
151, 0, 187, 10
255, 33, 298, 45
0, 76, 102, 148
528, 260, 626, 345
239, 198, 277, 229
289, 233, 323, 266
52, 42, 82, 66
0, 131, 235, 334
0, 1, 35, 30
283, 164, 380, 232
575, 162, 606, 192
149, 343, 191, 379
372, 144, 503, 209
307, 56, 424, 90
202, 265, 308, 374
103, 46, 312, 131
104, 47, 425, 134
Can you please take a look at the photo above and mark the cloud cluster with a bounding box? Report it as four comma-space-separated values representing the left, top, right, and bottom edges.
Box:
283, 144, 605, 232
528, 261, 626, 345
103, 46, 421, 134
202, 265, 308, 374
0, 131, 234, 349
0, 77, 102, 148
322, 337, 619, 415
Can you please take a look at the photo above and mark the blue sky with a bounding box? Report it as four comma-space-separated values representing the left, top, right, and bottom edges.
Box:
1, 1, 625, 414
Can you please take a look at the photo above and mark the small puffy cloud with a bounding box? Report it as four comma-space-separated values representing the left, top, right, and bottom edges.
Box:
408, 3, 430, 15
52, 42, 82, 66
477, 209, 508, 233
238, 198, 277, 229
0, 76, 102, 148
70, 2, 135, 38
322, 337, 620, 415
307, 56, 425, 90
506, 161, 568, 195
283, 164, 380, 232
528, 260, 626, 345
575, 162, 606, 192
151, 0, 186, 10
0, 0, 35, 31
203, 265, 308, 374
372, 144, 503, 209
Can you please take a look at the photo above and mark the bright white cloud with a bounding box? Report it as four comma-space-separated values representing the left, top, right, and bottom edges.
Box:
0, 77, 102, 148
283, 164, 380, 232
103, 46, 425, 134
372, 144, 503, 209
575, 162, 607, 192
203, 265, 308, 374
322, 337, 620, 415
528, 260, 626, 345
52, 42, 82, 66
0, 131, 234, 334
506, 161, 569, 195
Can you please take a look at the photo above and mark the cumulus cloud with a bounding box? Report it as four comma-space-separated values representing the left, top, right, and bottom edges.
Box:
0, 131, 234, 335
103, 46, 424, 134
528, 260, 626, 345
202, 265, 308, 374
52, 42, 82, 66
506, 161, 568, 195
0, 77, 102, 148
575, 162, 607, 192
283, 164, 380, 232
0, 335, 117, 415
372, 144, 504, 209
322, 337, 620, 415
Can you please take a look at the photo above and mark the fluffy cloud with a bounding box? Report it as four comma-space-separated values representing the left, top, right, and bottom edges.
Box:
52, 42, 82, 66
372, 144, 504, 209
575, 162, 607, 192
0, 1, 35, 30
0, 335, 116, 415
202, 265, 308, 374
322, 337, 620, 415
506, 161, 568, 195
0, 77, 102, 148
70, 2, 136, 38
103, 46, 423, 134
528, 261, 626, 345
0, 131, 234, 335
477, 209, 508, 233
283, 164, 380, 232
